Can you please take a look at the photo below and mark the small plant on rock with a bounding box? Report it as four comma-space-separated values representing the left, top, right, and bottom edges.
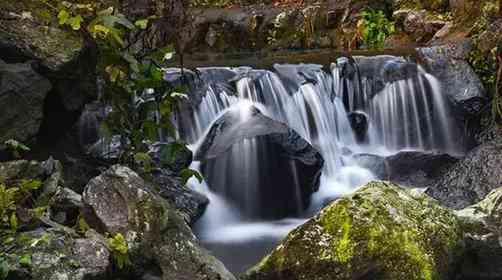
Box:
106, 233, 131, 270
357, 9, 395, 49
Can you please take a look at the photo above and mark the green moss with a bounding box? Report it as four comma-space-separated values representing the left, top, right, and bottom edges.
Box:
246, 181, 464, 280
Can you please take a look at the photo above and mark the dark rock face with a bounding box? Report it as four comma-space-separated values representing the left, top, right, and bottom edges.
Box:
417, 43, 486, 117
351, 151, 458, 187
82, 165, 236, 280
0, 59, 51, 145
426, 141, 502, 209
197, 105, 324, 219
347, 112, 368, 143
151, 168, 209, 224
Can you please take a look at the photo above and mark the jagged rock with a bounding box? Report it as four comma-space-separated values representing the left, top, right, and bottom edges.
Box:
151, 168, 209, 224
0, 59, 51, 145
1, 228, 110, 280
196, 105, 324, 219
82, 165, 235, 280
417, 43, 486, 117
50, 187, 83, 226
426, 141, 502, 209
245, 181, 464, 280
455, 187, 502, 279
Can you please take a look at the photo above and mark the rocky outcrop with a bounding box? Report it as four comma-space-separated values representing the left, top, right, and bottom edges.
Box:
82, 165, 235, 280
426, 141, 502, 209
351, 151, 458, 187
417, 43, 486, 117
455, 187, 502, 280
196, 105, 324, 219
0, 0, 97, 114
245, 181, 464, 280
0, 59, 51, 145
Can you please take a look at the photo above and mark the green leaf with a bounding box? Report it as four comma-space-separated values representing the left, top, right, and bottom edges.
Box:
18, 255, 31, 267
163, 51, 175, 61
0, 257, 9, 279
159, 142, 185, 166
179, 169, 203, 186
9, 213, 17, 232
57, 9, 70, 25
141, 120, 158, 142
135, 19, 149, 29
69, 15, 83, 30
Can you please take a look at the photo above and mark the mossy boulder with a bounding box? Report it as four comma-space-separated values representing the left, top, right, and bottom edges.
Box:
82, 165, 236, 280
245, 181, 464, 280
0, 228, 110, 280
0, 0, 84, 72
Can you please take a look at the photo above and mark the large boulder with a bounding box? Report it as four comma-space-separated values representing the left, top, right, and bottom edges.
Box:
82, 165, 235, 280
245, 181, 464, 280
196, 105, 324, 219
455, 187, 502, 280
0, 59, 51, 145
426, 141, 502, 209
417, 43, 486, 117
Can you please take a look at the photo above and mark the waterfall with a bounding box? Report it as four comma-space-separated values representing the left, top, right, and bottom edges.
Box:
171, 55, 463, 273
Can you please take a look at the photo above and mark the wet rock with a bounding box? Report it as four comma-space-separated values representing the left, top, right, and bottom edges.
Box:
351, 151, 458, 187
417, 43, 486, 117
384, 151, 459, 187
151, 168, 209, 224
196, 105, 324, 219
82, 165, 235, 280
426, 141, 502, 209
245, 181, 464, 280
0, 59, 51, 145
347, 111, 368, 143
455, 187, 502, 280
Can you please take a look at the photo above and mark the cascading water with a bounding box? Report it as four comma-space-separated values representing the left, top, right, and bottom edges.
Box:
173, 55, 462, 274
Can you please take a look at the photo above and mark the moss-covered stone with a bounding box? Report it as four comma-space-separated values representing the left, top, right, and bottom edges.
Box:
0, 0, 84, 71
245, 181, 464, 280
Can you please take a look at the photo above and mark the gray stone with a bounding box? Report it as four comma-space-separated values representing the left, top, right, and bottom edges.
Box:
0, 59, 51, 145
82, 165, 236, 280
426, 141, 502, 209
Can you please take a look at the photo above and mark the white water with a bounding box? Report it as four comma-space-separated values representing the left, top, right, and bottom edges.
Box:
176, 57, 461, 273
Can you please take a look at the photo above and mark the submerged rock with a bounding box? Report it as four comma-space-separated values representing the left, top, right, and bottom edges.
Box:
82, 165, 235, 280
426, 141, 502, 209
0, 59, 51, 145
245, 181, 464, 280
196, 105, 324, 219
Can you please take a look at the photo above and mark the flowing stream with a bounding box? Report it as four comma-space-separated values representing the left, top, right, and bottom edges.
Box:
175, 56, 462, 274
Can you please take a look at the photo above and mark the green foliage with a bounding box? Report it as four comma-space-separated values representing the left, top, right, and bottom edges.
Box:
0, 256, 9, 280
0, 180, 43, 232
358, 9, 395, 49
179, 169, 203, 185
106, 233, 130, 270
4, 140, 30, 159
18, 254, 31, 268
